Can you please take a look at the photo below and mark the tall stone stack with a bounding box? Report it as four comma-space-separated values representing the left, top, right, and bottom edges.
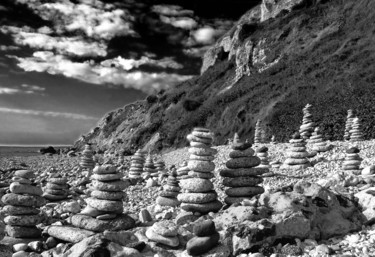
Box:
309, 127, 331, 152
43, 174, 69, 201
256, 146, 270, 169
299, 104, 315, 139
155, 159, 168, 180
71, 164, 135, 232
254, 120, 262, 144
144, 155, 158, 179
128, 150, 146, 178
343, 147, 362, 175
157, 171, 181, 207
80, 144, 95, 174
179, 128, 222, 214
349, 117, 364, 142
1, 170, 46, 238
344, 109, 355, 141
281, 133, 311, 170
219, 134, 266, 205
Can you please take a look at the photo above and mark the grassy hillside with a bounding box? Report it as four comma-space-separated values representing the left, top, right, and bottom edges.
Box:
76, 0, 375, 153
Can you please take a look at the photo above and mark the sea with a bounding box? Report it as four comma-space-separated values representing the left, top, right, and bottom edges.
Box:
0, 145, 72, 158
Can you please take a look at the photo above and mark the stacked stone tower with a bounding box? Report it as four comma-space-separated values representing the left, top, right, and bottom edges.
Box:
157, 171, 180, 207
254, 120, 262, 144
281, 133, 311, 170
309, 127, 331, 152
43, 174, 69, 201
179, 128, 222, 213
2, 170, 46, 238
80, 144, 95, 175
128, 150, 146, 179
349, 117, 364, 142
344, 109, 355, 141
343, 147, 362, 175
144, 155, 158, 179
299, 104, 315, 139
256, 146, 270, 169
220, 134, 266, 205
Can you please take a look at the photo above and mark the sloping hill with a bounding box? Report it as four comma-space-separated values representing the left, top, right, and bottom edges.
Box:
75, 0, 375, 153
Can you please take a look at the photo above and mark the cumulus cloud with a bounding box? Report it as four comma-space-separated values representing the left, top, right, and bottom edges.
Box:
18, 0, 138, 40
159, 16, 198, 30
101, 56, 183, 70
192, 27, 217, 44
0, 107, 98, 120
10, 51, 192, 94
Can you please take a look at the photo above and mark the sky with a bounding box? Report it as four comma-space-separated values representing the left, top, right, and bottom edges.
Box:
0, 0, 259, 145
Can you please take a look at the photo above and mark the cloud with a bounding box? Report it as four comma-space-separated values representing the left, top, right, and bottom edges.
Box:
192, 27, 217, 44
0, 45, 20, 51
10, 51, 192, 94
101, 56, 183, 71
159, 16, 198, 30
0, 87, 21, 94
5, 29, 107, 57
0, 107, 98, 120
0, 84, 45, 95
152, 5, 194, 17
19, 0, 138, 40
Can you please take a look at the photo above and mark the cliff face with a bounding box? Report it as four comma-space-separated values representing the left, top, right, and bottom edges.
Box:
75, 0, 375, 153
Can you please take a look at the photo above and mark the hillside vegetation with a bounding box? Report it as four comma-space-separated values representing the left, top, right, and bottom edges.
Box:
75, 0, 375, 153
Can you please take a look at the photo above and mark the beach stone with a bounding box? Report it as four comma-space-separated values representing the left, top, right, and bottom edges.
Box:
151, 220, 178, 237
145, 228, 179, 247
362, 165, 375, 176
13, 243, 28, 252
92, 173, 123, 181
159, 190, 179, 198
4, 215, 42, 226
188, 160, 215, 172
176, 212, 198, 225
96, 214, 117, 220
93, 164, 117, 174
178, 192, 218, 204
44, 225, 95, 243
180, 178, 213, 193
43, 193, 68, 201
12, 251, 28, 257
139, 209, 153, 223
187, 134, 212, 144
91, 190, 125, 200
163, 185, 181, 192
45, 183, 67, 190
156, 197, 180, 207
14, 170, 35, 179
188, 147, 217, 156
6, 225, 40, 238
70, 214, 135, 232
80, 205, 108, 217
220, 168, 268, 177
3, 205, 39, 215
48, 178, 68, 184
86, 198, 123, 212
2, 193, 46, 207
189, 155, 215, 161
226, 157, 261, 169
188, 171, 215, 179
12, 177, 32, 185
193, 220, 216, 237
229, 148, 255, 158
181, 200, 222, 213
225, 186, 265, 197
10, 182, 42, 196
44, 188, 66, 195
187, 232, 220, 256
92, 180, 129, 192
222, 176, 263, 187
224, 196, 257, 205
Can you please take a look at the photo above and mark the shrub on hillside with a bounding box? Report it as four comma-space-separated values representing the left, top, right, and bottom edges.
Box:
182, 98, 202, 111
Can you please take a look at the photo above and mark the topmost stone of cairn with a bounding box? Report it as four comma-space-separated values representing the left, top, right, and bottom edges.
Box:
299, 104, 315, 139
80, 144, 95, 172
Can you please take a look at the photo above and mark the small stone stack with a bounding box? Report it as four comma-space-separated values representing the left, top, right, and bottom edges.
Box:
256, 146, 270, 169
344, 109, 355, 141
309, 127, 331, 152
176, 161, 189, 180
219, 134, 266, 205
281, 133, 311, 170
146, 221, 179, 247
72, 164, 135, 232
155, 159, 168, 180
271, 135, 277, 144
299, 104, 315, 139
80, 144, 95, 173
43, 174, 69, 201
254, 120, 262, 144
128, 150, 146, 178
1, 170, 46, 238
144, 155, 158, 179
186, 220, 220, 256
179, 128, 222, 214
156, 171, 180, 207
349, 117, 364, 142
343, 147, 362, 175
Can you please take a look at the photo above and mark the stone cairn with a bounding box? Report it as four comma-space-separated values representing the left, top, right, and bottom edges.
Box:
117, 154, 125, 166
155, 159, 168, 181
344, 109, 355, 141
146, 220, 179, 247
309, 127, 331, 152
271, 135, 277, 144
128, 149, 146, 179
343, 147, 362, 175
220, 133, 266, 205
256, 146, 270, 169
176, 161, 189, 180
281, 132, 311, 170
186, 220, 220, 256
254, 119, 262, 144
43, 174, 69, 201
349, 117, 364, 142
144, 154, 158, 179
179, 128, 222, 214
299, 103, 315, 139
79, 144, 95, 175
2, 170, 46, 238
156, 170, 180, 207
71, 164, 135, 232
